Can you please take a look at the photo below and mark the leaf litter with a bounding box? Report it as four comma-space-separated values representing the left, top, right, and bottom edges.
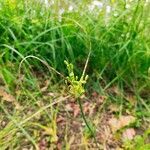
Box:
0, 79, 149, 149
0, 87, 21, 110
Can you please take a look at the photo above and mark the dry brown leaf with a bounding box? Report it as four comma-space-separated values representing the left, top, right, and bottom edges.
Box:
83, 102, 90, 114
0, 88, 20, 109
65, 103, 80, 117
0, 88, 15, 102
38, 139, 47, 150
57, 115, 65, 123
66, 103, 73, 112
73, 104, 80, 117
122, 128, 136, 141
119, 116, 135, 127
109, 116, 136, 133
57, 143, 62, 150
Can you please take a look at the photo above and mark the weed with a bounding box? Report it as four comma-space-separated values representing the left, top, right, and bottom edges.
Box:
64, 59, 99, 147
64, 60, 88, 98
123, 129, 150, 150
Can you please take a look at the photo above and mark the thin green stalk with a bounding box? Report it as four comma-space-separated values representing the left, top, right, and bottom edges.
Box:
77, 98, 98, 147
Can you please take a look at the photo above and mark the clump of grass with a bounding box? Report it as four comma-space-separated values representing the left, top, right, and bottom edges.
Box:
0, 0, 150, 149
0, 0, 149, 88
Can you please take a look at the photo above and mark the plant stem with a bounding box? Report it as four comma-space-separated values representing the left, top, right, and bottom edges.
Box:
77, 97, 98, 147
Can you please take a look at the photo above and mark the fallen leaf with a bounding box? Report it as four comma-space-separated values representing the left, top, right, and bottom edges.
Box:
57, 115, 65, 123
73, 104, 80, 117
38, 139, 47, 150
57, 142, 62, 150
65, 103, 73, 112
65, 103, 80, 117
109, 118, 119, 133
119, 116, 135, 127
122, 128, 136, 141
83, 102, 90, 114
0, 88, 15, 102
109, 115, 136, 133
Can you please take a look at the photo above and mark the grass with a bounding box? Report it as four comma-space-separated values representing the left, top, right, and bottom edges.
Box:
0, 0, 150, 149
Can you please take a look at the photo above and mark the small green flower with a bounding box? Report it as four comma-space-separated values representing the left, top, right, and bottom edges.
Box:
64, 60, 88, 98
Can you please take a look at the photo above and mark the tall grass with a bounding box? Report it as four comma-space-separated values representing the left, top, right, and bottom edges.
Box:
0, 0, 150, 91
